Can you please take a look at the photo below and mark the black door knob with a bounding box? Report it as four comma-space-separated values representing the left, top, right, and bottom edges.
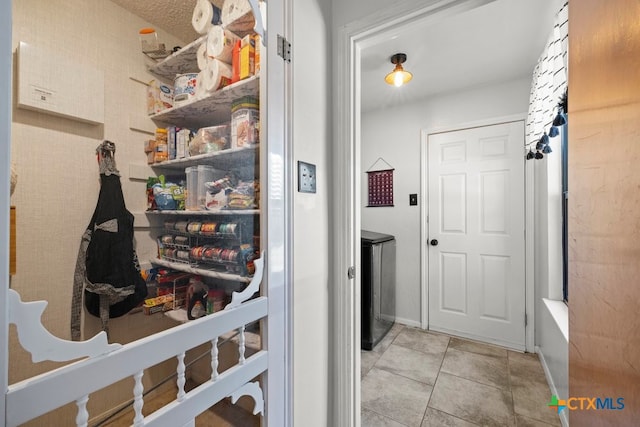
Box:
430, 239, 438, 246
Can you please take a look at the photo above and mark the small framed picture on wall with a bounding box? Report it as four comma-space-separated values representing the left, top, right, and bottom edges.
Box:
366, 157, 394, 207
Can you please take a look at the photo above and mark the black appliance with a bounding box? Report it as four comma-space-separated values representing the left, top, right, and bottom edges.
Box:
361, 230, 396, 350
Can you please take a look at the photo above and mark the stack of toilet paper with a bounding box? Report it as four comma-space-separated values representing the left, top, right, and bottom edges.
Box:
196, 58, 233, 97
192, 0, 260, 96
221, 0, 256, 37
195, 24, 236, 96
192, 0, 257, 38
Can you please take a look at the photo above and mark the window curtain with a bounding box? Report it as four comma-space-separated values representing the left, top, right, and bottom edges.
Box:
525, 2, 568, 152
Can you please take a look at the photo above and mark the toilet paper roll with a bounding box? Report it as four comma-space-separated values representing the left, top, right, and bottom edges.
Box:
174, 73, 198, 105
199, 69, 213, 96
221, 0, 255, 37
206, 25, 239, 65
197, 42, 210, 70
203, 59, 233, 93
192, 0, 214, 34
196, 71, 207, 97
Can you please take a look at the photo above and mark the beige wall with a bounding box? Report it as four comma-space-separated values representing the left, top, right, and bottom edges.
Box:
569, 0, 640, 423
10, 0, 186, 424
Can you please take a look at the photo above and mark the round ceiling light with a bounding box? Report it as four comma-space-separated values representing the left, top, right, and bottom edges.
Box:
384, 53, 413, 87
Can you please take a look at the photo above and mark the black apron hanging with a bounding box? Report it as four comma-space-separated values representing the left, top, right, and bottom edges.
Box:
71, 141, 147, 341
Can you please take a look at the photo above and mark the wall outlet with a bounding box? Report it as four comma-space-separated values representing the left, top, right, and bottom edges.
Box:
409, 193, 418, 205
298, 161, 316, 193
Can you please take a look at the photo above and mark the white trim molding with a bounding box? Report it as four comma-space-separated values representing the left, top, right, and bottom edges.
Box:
0, 0, 12, 422
264, 0, 294, 423
536, 348, 569, 427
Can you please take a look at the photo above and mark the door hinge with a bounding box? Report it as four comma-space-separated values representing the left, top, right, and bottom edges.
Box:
525, 313, 528, 326
277, 34, 291, 62
347, 266, 356, 280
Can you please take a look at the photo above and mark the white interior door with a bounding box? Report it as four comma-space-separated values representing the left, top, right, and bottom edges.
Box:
427, 121, 525, 349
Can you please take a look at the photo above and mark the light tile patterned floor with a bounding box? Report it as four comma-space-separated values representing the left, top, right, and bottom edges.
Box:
103, 380, 260, 426
361, 324, 562, 427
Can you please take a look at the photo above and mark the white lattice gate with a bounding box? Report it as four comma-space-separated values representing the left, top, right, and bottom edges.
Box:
6, 256, 267, 427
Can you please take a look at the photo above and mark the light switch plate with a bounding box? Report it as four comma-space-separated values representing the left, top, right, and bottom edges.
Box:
298, 161, 316, 193
409, 193, 418, 205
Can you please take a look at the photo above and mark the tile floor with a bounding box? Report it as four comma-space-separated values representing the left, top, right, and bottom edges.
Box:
361, 324, 562, 427
104, 379, 260, 426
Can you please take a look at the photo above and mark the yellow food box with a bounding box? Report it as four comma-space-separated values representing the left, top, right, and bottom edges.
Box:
143, 294, 174, 315
240, 35, 255, 80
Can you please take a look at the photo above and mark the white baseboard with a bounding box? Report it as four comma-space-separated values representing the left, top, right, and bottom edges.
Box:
428, 325, 525, 351
535, 346, 569, 427
393, 316, 421, 328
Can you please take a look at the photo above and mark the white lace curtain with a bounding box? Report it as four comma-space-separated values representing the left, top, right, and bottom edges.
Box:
525, 2, 569, 153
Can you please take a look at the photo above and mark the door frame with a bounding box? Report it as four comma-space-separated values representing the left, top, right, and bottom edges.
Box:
420, 115, 535, 352
332, 1, 499, 425
0, 0, 11, 421
265, 0, 294, 424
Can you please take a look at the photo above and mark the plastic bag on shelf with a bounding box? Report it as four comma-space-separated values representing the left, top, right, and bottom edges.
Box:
152, 175, 186, 210
189, 124, 230, 156
227, 179, 259, 209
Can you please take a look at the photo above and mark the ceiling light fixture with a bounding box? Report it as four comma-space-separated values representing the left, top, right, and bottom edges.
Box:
385, 53, 413, 87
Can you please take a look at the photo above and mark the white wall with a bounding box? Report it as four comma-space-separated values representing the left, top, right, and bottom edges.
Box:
333, 0, 436, 29
292, 0, 332, 425
361, 78, 531, 325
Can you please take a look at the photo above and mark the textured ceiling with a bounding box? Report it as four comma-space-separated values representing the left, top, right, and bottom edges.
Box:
110, 0, 225, 44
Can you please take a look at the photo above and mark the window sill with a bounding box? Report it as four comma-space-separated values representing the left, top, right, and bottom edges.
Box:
543, 298, 568, 342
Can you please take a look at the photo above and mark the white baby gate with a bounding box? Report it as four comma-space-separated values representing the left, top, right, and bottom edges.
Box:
5, 254, 266, 427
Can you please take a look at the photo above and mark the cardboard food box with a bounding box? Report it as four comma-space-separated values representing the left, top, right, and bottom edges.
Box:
239, 35, 255, 80
147, 80, 173, 115
143, 294, 174, 315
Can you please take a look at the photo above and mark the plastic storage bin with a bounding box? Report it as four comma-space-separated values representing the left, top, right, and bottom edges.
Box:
189, 124, 230, 156
197, 165, 215, 209
185, 166, 198, 210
